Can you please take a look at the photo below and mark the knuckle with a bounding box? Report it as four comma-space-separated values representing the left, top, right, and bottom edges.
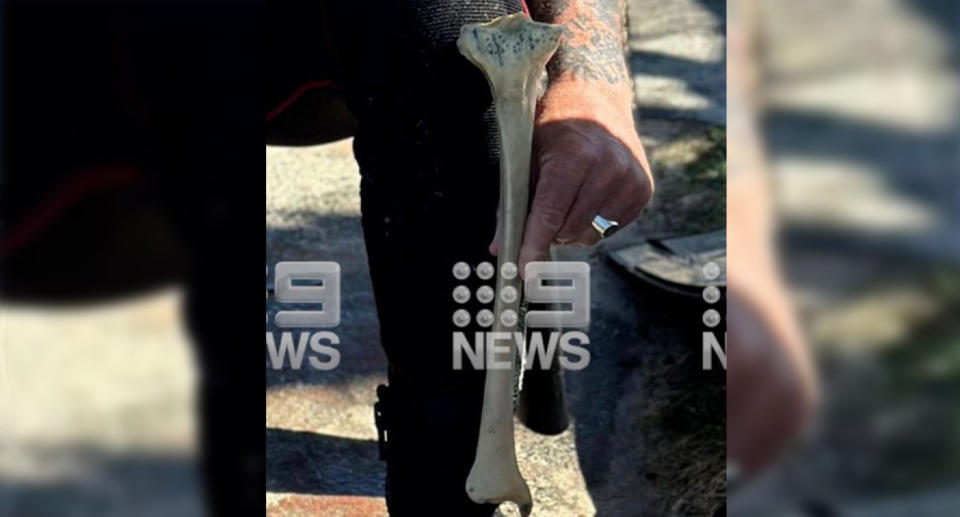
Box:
592, 148, 634, 188
574, 144, 606, 170
538, 151, 563, 172
606, 147, 632, 173
539, 154, 578, 182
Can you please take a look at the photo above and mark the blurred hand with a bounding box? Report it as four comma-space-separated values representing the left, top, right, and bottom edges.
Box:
727, 286, 819, 476
489, 81, 654, 270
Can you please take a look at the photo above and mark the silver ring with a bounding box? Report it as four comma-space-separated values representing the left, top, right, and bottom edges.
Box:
592, 215, 620, 238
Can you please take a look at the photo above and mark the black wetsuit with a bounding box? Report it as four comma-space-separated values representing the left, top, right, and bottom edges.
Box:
270, 2, 528, 515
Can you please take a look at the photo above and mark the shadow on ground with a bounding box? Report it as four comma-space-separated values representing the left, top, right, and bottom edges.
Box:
557, 242, 726, 517
267, 213, 386, 390
266, 428, 383, 497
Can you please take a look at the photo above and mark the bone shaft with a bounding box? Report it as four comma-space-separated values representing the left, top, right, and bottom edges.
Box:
494, 94, 535, 271
469, 84, 536, 507
492, 91, 535, 334
477, 93, 534, 447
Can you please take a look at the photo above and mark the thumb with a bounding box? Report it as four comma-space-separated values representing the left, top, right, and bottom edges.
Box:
488, 209, 501, 256
489, 226, 501, 256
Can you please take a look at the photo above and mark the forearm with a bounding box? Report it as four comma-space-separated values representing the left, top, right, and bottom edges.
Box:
527, 0, 635, 128
528, 0, 630, 89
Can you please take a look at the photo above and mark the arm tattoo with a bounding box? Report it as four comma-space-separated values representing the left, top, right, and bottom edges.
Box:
528, 0, 629, 84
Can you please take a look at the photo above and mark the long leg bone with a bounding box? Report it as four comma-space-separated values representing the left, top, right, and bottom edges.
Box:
457, 13, 562, 516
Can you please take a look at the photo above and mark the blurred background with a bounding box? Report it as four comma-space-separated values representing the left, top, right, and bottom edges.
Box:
0, 291, 203, 516
0, 2, 262, 516
729, 0, 960, 515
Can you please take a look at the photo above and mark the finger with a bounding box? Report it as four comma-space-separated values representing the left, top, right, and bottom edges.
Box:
488, 206, 501, 256
518, 157, 582, 273
555, 178, 609, 244
489, 226, 501, 256
572, 224, 602, 247
608, 173, 651, 227
572, 212, 619, 245
569, 183, 640, 245
555, 148, 627, 243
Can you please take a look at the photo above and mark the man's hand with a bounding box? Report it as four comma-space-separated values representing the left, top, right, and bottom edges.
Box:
492, 0, 653, 270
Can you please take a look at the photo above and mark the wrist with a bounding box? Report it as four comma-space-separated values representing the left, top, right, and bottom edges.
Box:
537, 80, 650, 175
538, 78, 635, 131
